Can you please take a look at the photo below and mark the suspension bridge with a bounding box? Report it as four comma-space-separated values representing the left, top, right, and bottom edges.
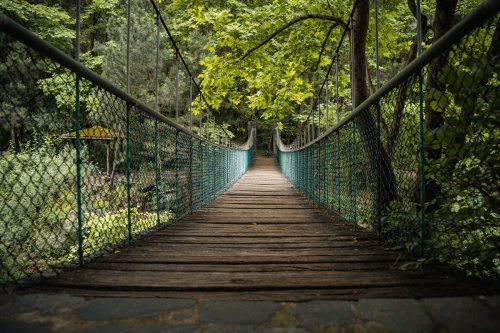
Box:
0, 0, 499, 331
26, 156, 481, 300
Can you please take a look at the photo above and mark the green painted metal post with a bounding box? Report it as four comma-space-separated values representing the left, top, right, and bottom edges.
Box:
75, 75, 83, 265
218, 148, 221, 194
211, 146, 214, 199
154, 13, 161, 226
376, 102, 382, 242
352, 122, 357, 230
175, 129, 180, 219
189, 137, 193, 213
213, 148, 217, 197
212, 148, 222, 195
224, 149, 228, 190
297, 149, 300, 192
75, 0, 84, 266
299, 150, 301, 192
316, 144, 320, 205
336, 132, 341, 218
154, 119, 160, 225
308, 147, 312, 199
305, 149, 308, 197
418, 65, 426, 256
301, 149, 305, 193
303, 149, 306, 194
207, 145, 210, 204
324, 139, 328, 211
200, 142, 204, 206
126, 104, 132, 242
125, 0, 132, 242
417, 0, 426, 256
210, 147, 214, 199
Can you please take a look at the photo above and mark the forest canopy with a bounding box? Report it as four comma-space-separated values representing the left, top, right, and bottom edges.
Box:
0, 0, 482, 144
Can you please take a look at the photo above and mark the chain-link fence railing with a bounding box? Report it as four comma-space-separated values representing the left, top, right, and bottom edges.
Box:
0, 14, 255, 285
277, 1, 499, 279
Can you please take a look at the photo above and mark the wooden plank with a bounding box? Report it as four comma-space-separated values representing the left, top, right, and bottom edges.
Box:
83, 262, 401, 273
207, 204, 313, 209
145, 235, 377, 242
99, 254, 401, 265
114, 248, 393, 257
162, 225, 344, 232
44, 269, 449, 290
158, 231, 346, 236
178, 220, 328, 224
182, 216, 330, 221
32, 284, 485, 301
143, 241, 377, 248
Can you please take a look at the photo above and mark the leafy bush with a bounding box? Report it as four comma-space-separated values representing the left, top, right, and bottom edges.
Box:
83, 207, 172, 254
0, 136, 95, 281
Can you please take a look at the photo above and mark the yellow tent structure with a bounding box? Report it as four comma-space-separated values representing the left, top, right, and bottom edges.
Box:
62, 126, 124, 175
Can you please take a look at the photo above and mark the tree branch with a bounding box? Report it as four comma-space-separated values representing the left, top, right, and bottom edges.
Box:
406, 0, 430, 31
240, 14, 346, 61
326, 0, 335, 15
310, 22, 339, 72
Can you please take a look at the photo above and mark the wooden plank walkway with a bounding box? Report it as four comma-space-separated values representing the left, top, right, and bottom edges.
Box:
33, 156, 485, 300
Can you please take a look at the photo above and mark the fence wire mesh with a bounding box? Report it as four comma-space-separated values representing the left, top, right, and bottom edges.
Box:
0, 20, 255, 285
277, 8, 499, 279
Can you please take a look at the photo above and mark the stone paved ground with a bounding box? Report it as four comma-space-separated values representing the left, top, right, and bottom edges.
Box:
0, 294, 499, 333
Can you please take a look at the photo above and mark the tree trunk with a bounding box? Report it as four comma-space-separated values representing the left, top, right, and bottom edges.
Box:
352, 0, 397, 209
85, 8, 97, 54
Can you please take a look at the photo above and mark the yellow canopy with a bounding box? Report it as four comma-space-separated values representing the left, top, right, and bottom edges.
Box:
61, 126, 124, 141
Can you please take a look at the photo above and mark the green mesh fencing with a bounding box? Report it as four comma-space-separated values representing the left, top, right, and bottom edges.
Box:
277, 5, 499, 279
0, 16, 255, 285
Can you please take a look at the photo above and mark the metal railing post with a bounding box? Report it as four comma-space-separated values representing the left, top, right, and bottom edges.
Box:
154, 13, 161, 226
352, 122, 357, 230
212, 147, 216, 199
125, 0, 133, 242
200, 142, 204, 206
376, 101, 382, 241
75, 0, 83, 265
416, 0, 426, 256
189, 137, 193, 213
154, 120, 160, 225
336, 131, 341, 218
175, 129, 180, 219
374, 0, 382, 241
308, 147, 312, 199
324, 139, 328, 210
317, 143, 321, 206
126, 104, 132, 241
